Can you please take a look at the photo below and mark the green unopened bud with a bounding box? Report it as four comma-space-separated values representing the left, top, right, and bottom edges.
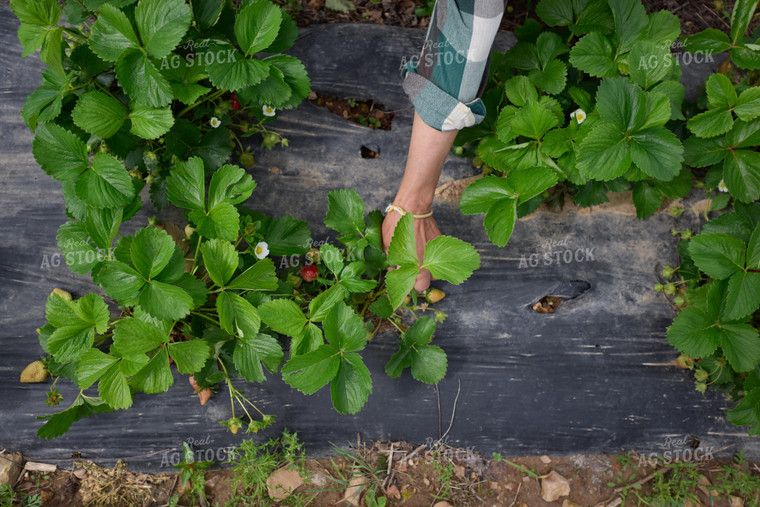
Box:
482, 165, 493, 175
661, 266, 675, 279
453, 146, 464, 156
681, 229, 693, 240
669, 206, 685, 218
671, 229, 680, 237
148, 216, 157, 226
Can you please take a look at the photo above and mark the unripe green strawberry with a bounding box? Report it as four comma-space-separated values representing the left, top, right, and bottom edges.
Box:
673, 296, 686, 306
695, 381, 707, 393
675, 354, 693, 369
51, 288, 72, 301
669, 207, 684, 218
426, 288, 446, 303
305, 248, 320, 264
262, 132, 279, 150
653, 283, 664, 292
661, 266, 675, 279
239, 151, 254, 168
663, 283, 675, 295
20, 360, 49, 383
287, 273, 303, 289
681, 229, 693, 240
695, 369, 709, 382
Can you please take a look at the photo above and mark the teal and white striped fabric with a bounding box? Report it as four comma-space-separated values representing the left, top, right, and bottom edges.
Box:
402, 0, 506, 131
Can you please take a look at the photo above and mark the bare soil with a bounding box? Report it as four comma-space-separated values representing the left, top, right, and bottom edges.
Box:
8, 439, 760, 506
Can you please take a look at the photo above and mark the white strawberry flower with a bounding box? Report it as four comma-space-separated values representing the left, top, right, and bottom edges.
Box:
262, 105, 276, 117
210, 116, 221, 128
718, 179, 728, 193
570, 108, 586, 125
254, 241, 269, 259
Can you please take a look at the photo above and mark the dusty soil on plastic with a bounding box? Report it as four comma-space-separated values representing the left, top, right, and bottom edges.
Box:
8, 439, 760, 506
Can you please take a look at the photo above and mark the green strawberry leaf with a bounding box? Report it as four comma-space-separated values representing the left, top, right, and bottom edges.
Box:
168, 340, 211, 374
235, 0, 282, 56
233, 333, 283, 382
129, 105, 174, 139
689, 233, 746, 279
75, 153, 135, 208
323, 303, 367, 352
206, 43, 270, 91
386, 266, 420, 310
134, 0, 192, 60
258, 298, 308, 339
112, 317, 168, 356
129, 348, 173, 393
87, 3, 139, 61
324, 188, 366, 239
115, 47, 175, 108
723, 149, 760, 202
308, 283, 348, 322
37, 396, 114, 439
228, 259, 278, 291
72, 91, 127, 139
569, 32, 618, 78
57, 221, 103, 275
422, 236, 480, 285
723, 271, 760, 321
281, 343, 341, 394
330, 352, 372, 414
201, 239, 239, 287
32, 123, 88, 181
217, 291, 261, 338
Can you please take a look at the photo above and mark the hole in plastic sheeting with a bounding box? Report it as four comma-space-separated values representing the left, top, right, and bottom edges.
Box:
530, 280, 591, 313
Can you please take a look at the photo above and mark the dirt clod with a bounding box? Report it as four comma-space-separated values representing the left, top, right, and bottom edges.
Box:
541, 470, 571, 502
266, 465, 304, 501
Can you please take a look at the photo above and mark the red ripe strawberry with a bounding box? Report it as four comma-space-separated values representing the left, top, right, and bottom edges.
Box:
300, 264, 319, 282
230, 93, 242, 110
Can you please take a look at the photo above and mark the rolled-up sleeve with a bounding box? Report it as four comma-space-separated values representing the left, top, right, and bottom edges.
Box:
402, 0, 506, 131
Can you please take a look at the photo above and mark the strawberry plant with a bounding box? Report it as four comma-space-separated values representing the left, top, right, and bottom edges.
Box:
32, 170, 479, 437
12, 0, 308, 219
456, 0, 760, 436
455, 0, 694, 245
14, 0, 482, 438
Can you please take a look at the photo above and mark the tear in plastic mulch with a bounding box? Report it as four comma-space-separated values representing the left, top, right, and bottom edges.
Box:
1, 10, 756, 471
